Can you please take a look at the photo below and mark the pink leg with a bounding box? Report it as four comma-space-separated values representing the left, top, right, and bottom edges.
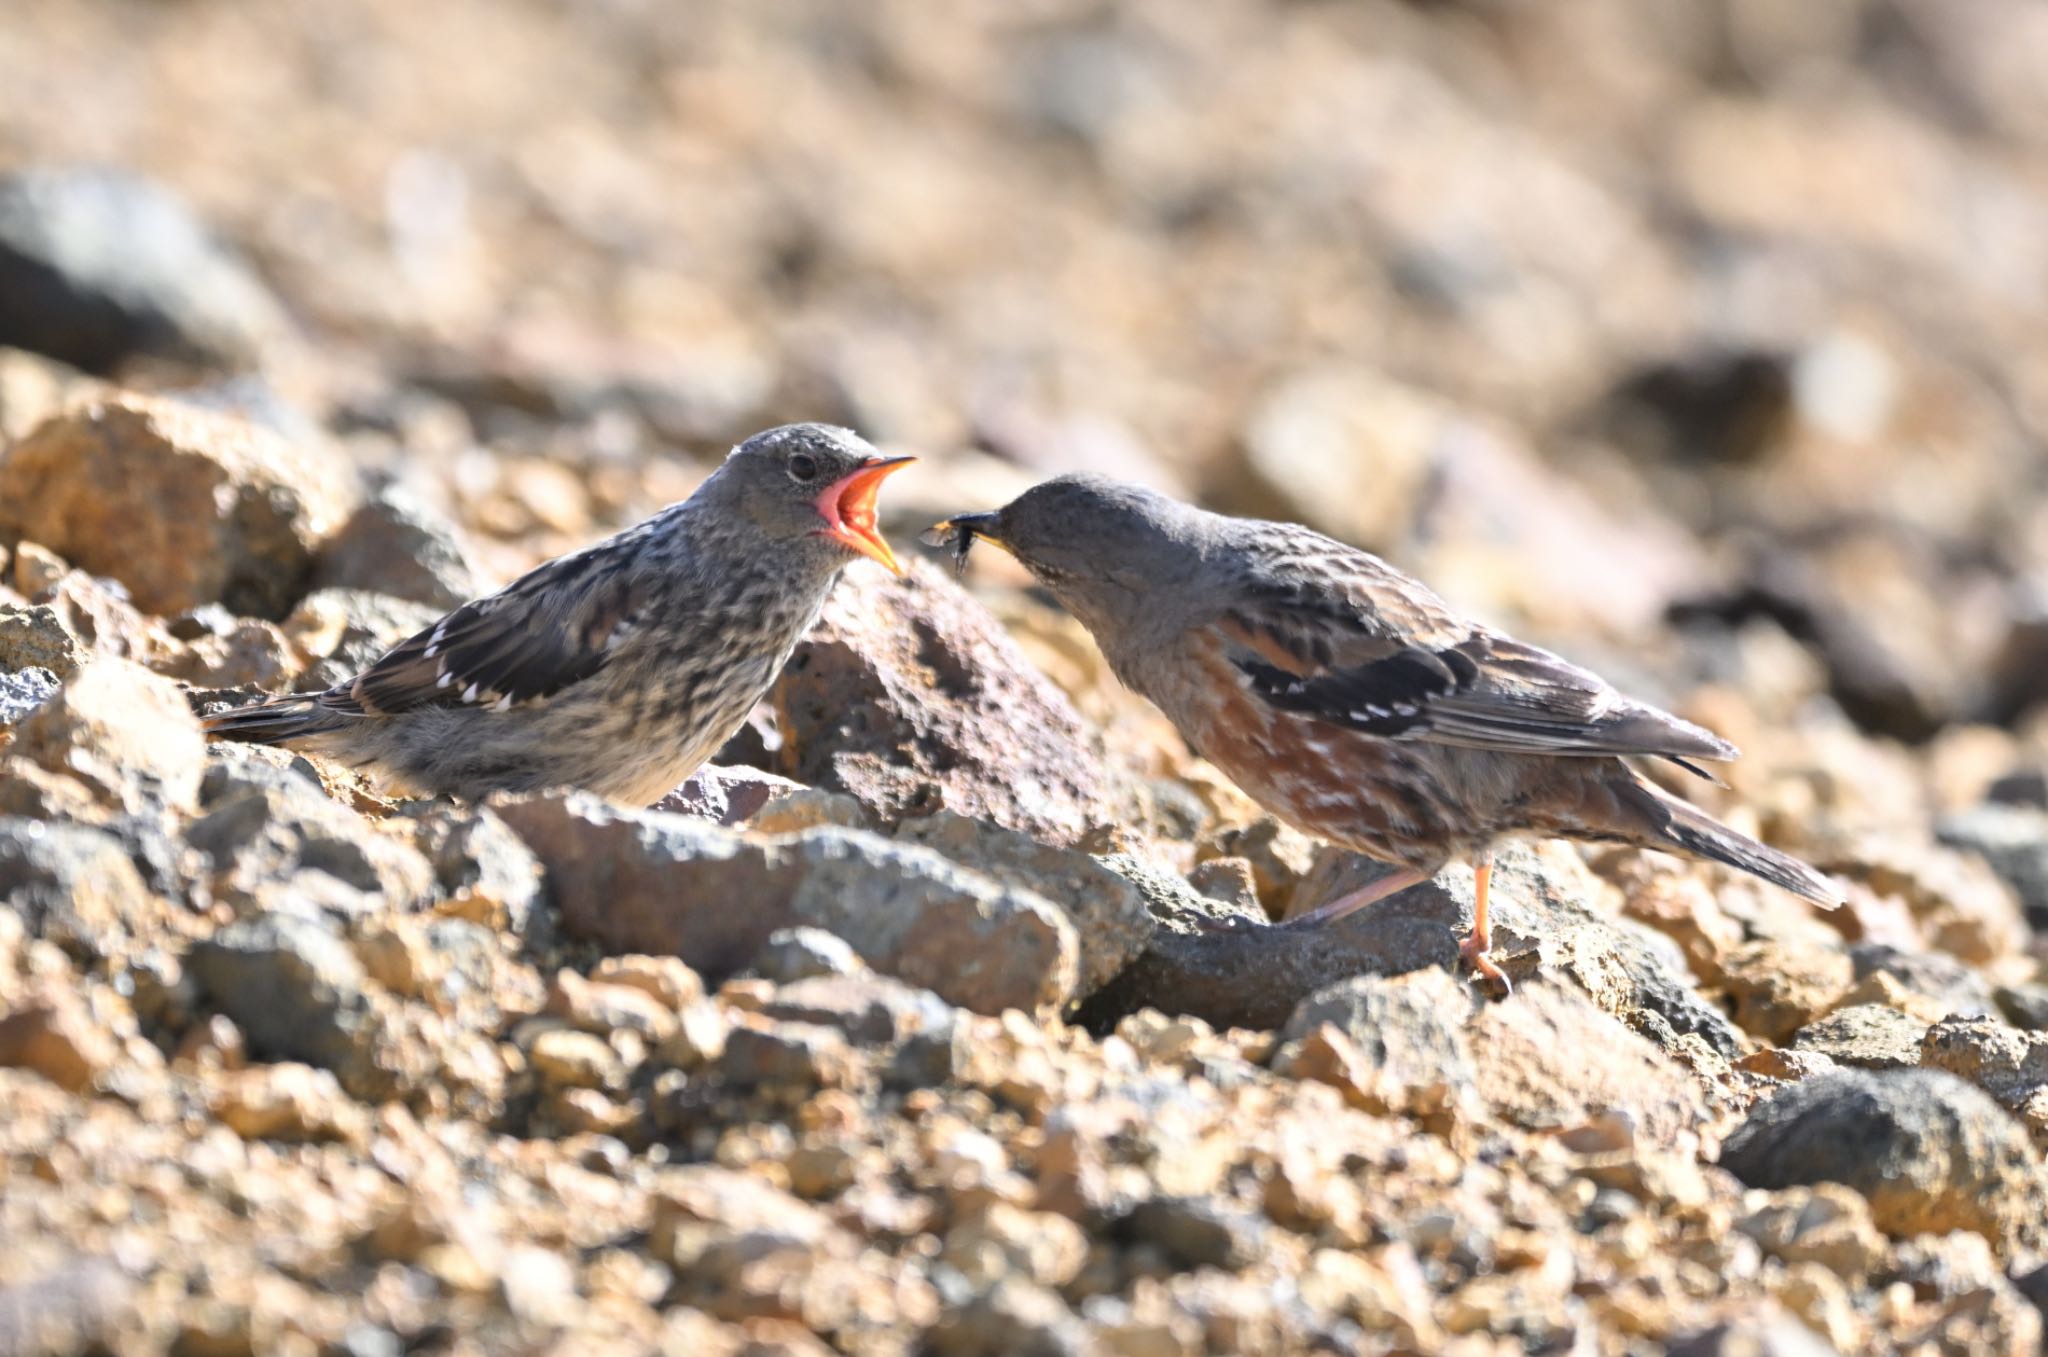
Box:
1272, 866, 1430, 931
1458, 850, 1512, 994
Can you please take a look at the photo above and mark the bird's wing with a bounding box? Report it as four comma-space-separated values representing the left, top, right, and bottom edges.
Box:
318, 537, 651, 717
1208, 529, 1736, 762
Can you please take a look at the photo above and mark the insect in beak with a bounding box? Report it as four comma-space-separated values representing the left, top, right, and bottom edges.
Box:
921, 512, 1006, 574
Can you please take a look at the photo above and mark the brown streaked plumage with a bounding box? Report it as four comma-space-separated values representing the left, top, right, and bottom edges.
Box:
929, 474, 1839, 993
202, 424, 912, 804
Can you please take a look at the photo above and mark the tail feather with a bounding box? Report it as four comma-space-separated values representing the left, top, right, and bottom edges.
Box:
199, 694, 342, 747
1625, 780, 1841, 908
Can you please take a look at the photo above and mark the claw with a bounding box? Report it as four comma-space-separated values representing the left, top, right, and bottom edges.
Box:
1459, 931, 1513, 997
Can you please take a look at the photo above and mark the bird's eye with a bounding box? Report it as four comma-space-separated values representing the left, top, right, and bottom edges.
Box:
788, 453, 819, 483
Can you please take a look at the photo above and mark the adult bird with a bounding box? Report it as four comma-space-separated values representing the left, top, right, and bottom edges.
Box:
928, 474, 1838, 991
206, 423, 912, 804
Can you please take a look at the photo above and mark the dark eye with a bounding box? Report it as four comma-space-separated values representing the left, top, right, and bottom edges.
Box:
788, 453, 819, 482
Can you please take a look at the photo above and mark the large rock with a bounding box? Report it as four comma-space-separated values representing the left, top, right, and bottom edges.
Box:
1271, 969, 1478, 1119
311, 482, 482, 610
895, 811, 1153, 995
0, 166, 294, 373
1468, 981, 1711, 1147
497, 794, 1079, 1016
1719, 1069, 2046, 1252
0, 394, 355, 619
0, 818, 165, 963
1082, 844, 1743, 1055
764, 558, 1122, 846
6, 659, 205, 816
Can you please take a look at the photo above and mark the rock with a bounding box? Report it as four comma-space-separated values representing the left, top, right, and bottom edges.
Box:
929, 1279, 1086, 1357
210, 1062, 365, 1144
1272, 969, 1477, 1118
1734, 1185, 1888, 1279
282, 589, 444, 691
528, 1027, 624, 1090
764, 557, 1121, 846
311, 482, 482, 610
0, 986, 120, 1091
896, 811, 1153, 996
400, 803, 545, 934
0, 1257, 135, 1357
1196, 817, 1321, 919
756, 973, 953, 1047
497, 794, 1079, 1016
0, 166, 294, 372
0, 606, 83, 678
1939, 803, 2048, 930
1084, 845, 1743, 1056
717, 1020, 859, 1090
1994, 984, 2048, 1032
1717, 940, 1853, 1046
0, 394, 355, 619
1468, 982, 1710, 1148
1124, 1196, 1269, 1271
1919, 1017, 2048, 1110
0, 818, 164, 962
1718, 1069, 2046, 1251
0, 665, 58, 729
748, 927, 867, 984
0, 345, 104, 443
7, 659, 205, 816
940, 1203, 1088, 1289
655, 765, 809, 827
185, 915, 397, 1101
1847, 942, 1998, 1018
187, 762, 435, 914
1789, 1005, 1928, 1070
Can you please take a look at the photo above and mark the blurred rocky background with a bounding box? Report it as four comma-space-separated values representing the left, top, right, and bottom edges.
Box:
4, 1, 2048, 1354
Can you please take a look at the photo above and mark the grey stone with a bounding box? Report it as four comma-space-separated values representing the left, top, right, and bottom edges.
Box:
654, 763, 808, 827
1790, 1004, 1929, 1070
1124, 1196, 1269, 1270
187, 763, 434, 916
497, 794, 1079, 1016
186, 915, 396, 1100
1939, 803, 2048, 929
1994, 983, 2048, 1032
312, 482, 481, 610
0, 817, 161, 962
1274, 968, 1477, 1117
757, 973, 953, 1047
898, 811, 1153, 996
749, 926, 866, 984
0, 664, 58, 727
1718, 1068, 2046, 1250
0, 166, 295, 372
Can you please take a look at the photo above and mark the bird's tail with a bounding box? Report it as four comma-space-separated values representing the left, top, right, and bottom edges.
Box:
197, 694, 344, 747
1618, 777, 1841, 908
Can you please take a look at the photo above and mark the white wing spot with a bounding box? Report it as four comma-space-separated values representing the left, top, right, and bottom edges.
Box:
489, 694, 514, 712
461, 683, 481, 703
437, 671, 456, 689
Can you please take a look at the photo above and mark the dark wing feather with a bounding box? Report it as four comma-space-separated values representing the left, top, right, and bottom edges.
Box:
318, 540, 649, 717
1214, 529, 1736, 763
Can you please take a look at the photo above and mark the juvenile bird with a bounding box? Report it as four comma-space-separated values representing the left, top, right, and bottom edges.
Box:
930, 475, 1838, 990
206, 423, 912, 803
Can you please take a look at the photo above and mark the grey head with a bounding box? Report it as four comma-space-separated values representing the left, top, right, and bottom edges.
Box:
705, 423, 914, 574
930, 472, 1216, 635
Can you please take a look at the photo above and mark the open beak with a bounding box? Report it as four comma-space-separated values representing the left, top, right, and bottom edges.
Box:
814, 456, 915, 573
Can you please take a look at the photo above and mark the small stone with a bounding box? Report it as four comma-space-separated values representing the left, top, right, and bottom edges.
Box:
1125, 1197, 1268, 1270
210, 1062, 364, 1144
1994, 983, 2048, 1032
528, 1027, 623, 1090
1919, 1016, 2048, 1106
547, 969, 680, 1042
757, 973, 951, 1046
1719, 1068, 2046, 1250
749, 927, 867, 984
0, 605, 85, 677
1719, 940, 1854, 1045
1736, 1048, 1840, 1082
1184, 857, 1260, 913
0, 987, 119, 1091
717, 1020, 857, 1090
1789, 1004, 1928, 1070
9, 659, 205, 815
940, 1203, 1089, 1288
1273, 968, 1476, 1117
656, 764, 810, 827
591, 954, 705, 1011
1735, 1184, 1888, 1278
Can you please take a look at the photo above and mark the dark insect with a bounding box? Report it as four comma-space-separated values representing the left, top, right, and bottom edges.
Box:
920, 520, 979, 574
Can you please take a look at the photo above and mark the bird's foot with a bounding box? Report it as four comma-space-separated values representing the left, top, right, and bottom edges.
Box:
1459, 931, 1513, 998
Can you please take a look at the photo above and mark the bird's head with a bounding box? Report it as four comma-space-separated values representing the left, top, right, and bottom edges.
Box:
925, 472, 1196, 630
720, 423, 914, 573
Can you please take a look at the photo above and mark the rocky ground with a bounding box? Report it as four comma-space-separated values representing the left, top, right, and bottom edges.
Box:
5, 2, 2048, 1355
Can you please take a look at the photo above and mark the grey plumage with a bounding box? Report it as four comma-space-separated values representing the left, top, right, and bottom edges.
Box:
205, 423, 912, 804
